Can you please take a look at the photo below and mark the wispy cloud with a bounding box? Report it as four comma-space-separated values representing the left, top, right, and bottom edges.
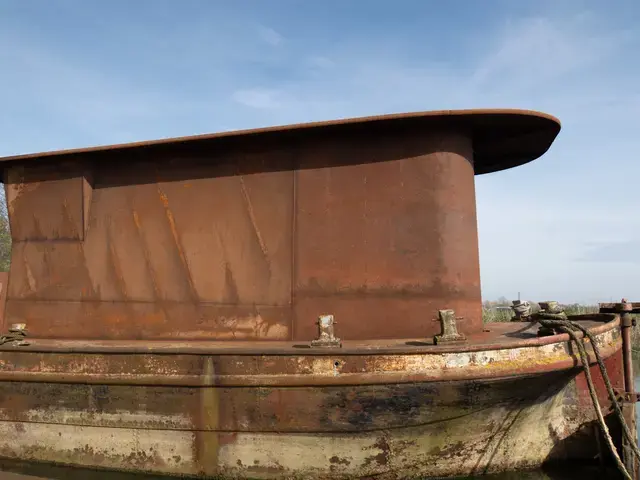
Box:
307, 56, 335, 69
2, 3, 640, 302
578, 240, 640, 263
468, 14, 628, 93
232, 88, 282, 109
258, 26, 283, 46
232, 12, 635, 121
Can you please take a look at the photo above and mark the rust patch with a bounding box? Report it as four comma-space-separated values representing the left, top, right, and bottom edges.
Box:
363, 436, 391, 467
194, 357, 219, 476
293, 132, 481, 341
0, 271, 8, 331
0, 117, 548, 342
156, 185, 198, 302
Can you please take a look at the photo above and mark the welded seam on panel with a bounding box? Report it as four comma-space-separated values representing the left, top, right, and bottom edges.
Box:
290, 167, 298, 341
79, 171, 85, 242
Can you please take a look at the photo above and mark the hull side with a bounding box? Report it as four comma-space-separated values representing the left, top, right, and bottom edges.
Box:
0, 365, 621, 479
0, 321, 625, 479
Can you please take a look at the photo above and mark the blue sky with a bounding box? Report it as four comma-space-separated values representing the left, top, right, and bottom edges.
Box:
1, 0, 640, 304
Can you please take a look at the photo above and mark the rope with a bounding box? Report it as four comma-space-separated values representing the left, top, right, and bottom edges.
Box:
511, 301, 532, 321
548, 318, 640, 462
536, 315, 637, 479
0, 330, 29, 346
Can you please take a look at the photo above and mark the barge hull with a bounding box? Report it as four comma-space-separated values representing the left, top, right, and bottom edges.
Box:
0, 320, 625, 479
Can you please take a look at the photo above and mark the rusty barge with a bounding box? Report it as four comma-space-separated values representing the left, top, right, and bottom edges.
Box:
0, 109, 633, 479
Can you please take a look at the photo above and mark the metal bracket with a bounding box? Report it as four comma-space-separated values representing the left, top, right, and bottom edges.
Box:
433, 309, 466, 345
599, 298, 640, 318
311, 314, 342, 348
621, 299, 636, 327
598, 299, 637, 326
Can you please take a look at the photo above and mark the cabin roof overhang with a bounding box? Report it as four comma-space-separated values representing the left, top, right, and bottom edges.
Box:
0, 109, 561, 175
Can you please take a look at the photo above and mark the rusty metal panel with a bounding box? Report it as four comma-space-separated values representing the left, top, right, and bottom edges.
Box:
4, 301, 290, 340
574, 347, 625, 409
7, 242, 94, 301
0, 271, 7, 331
4, 151, 294, 340
0, 110, 561, 343
0, 318, 621, 386
293, 131, 481, 341
600, 301, 640, 313
0, 372, 576, 434
4, 163, 90, 242
0, 109, 562, 176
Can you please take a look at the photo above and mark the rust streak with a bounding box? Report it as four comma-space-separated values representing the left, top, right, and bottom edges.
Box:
238, 176, 270, 262
60, 197, 78, 239
22, 254, 36, 294
214, 230, 239, 305
106, 219, 128, 299
131, 209, 161, 300
157, 185, 199, 302
195, 356, 219, 475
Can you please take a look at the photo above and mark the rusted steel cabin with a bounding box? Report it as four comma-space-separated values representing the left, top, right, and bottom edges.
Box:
0, 109, 630, 479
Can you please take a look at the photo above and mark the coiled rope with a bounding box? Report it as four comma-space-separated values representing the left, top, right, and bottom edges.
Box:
0, 323, 29, 347
535, 313, 638, 480
0, 328, 28, 346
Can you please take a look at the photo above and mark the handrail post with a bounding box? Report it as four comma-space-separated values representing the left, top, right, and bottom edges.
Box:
601, 299, 639, 479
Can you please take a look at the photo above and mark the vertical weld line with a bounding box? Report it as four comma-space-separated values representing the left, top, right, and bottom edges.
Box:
156, 185, 199, 302
81, 174, 93, 241
290, 167, 297, 341
79, 173, 85, 242
0, 276, 5, 333
76, 232, 93, 300
60, 198, 77, 239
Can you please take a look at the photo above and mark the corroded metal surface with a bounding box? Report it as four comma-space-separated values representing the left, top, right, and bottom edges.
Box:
0, 272, 7, 331
3, 108, 624, 478
0, 111, 558, 343
292, 132, 481, 340
0, 314, 617, 352
0, 325, 621, 388
600, 302, 640, 313
0, 317, 624, 478
0, 374, 592, 478
0, 109, 561, 175
0, 316, 620, 386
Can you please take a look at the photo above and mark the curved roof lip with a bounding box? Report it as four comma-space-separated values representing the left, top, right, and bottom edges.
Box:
0, 108, 561, 175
